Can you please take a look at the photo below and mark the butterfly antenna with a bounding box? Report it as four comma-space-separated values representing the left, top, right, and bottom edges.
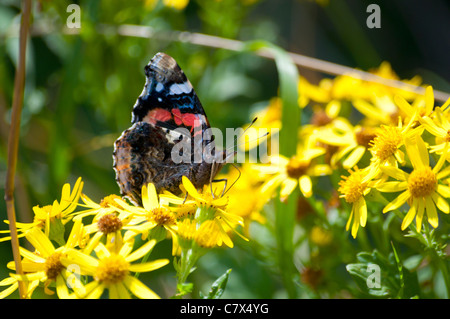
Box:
224, 130, 270, 154
234, 117, 258, 145
222, 163, 241, 196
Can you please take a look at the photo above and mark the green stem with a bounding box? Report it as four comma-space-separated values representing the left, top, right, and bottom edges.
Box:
423, 222, 450, 298
246, 41, 300, 299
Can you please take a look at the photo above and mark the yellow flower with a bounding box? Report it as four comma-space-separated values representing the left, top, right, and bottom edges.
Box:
338, 166, 373, 238
218, 164, 267, 234
394, 86, 435, 123
73, 194, 124, 222
7, 222, 84, 298
115, 183, 179, 252
310, 226, 333, 246
0, 177, 83, 242
377, 136, 450, 232
315, 119, 377, 169
254, 146, 331, 201
0, 276, 21, 299
419, 105, 450, 156
352, 95, 401, 126
298, 76, 331, 107
367, 115, 421, 175
61, 239, 169, 299
163, 176, 246, 248
239, 97, 281, 151
331, 62, 421, 102
163, 0, 189, 10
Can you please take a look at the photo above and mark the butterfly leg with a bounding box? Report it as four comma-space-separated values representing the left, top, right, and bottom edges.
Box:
182, 191, 188, 204
211, 178, 228, 198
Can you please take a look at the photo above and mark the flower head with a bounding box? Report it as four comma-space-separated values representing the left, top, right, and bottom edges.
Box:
115, 183, 178, 251
0, 177, 83, 243
7, 221, 84, 298
254, 146, 331, 201
377, 136, 450, 232
61, 239, 169, 299
338, 166, 373, 238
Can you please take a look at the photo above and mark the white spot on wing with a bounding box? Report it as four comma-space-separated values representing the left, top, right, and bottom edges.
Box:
155, 82, 164, 92
169, 82, 192, 95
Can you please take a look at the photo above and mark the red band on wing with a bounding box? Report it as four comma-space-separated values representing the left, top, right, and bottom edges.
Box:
172, 109, 205, 133
144, 108, 172, 124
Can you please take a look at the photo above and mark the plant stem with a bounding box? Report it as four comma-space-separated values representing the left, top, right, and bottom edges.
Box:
4, 0, 32, 299
28, 23, 450, 102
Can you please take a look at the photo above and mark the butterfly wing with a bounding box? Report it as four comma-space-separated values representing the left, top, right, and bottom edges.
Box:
113, 53, 224, 205
131, 52, 210, 137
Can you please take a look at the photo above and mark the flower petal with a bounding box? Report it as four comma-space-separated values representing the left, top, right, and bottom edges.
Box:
436, 165, 450, 180
343, 146, 366, 170
79, 281, 102, 299
437, 184, 450, 198
425, 196, 439, 228
357, 197, 367, 227
380, 166, 408, 181
415, 198, 425, 232
383, 190, 410, 213
377, 181, 408, 193
25, 227, 55, 257
182, 176, 202, 201
19, 247, 46, 264
425, 86, 434, 113
401, 200, 416, 231
299, 175, 312, 198
420, 116, 446, 137
260, 174, 284, 197
143, 183, 159, 211
346, 208, 354, 232
394, 95, 413, 115
129, 259, 169, 273
125, 239, 156, 263
280, 178, 297, 200
432, 193, 450, 214
123, 275, 160, 299
62, 249, 99, 276
351, 205, 359, 239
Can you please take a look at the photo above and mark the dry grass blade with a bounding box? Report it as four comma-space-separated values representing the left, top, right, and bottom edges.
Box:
4, 0, 32, 299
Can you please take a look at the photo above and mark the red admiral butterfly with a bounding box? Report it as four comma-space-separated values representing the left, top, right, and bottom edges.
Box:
113, 53, 231, 205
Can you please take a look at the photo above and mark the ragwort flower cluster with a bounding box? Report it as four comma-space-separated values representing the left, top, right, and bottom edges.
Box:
0, 174, 245, 299
245, 62, 450, 239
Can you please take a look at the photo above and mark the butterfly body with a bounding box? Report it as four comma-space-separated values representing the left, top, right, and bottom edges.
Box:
113, 53, 226, 205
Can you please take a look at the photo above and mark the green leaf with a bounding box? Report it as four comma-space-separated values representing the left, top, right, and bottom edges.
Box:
346, 249, 420, 298
201, 268, 232, 299
243, 40, 301, 299
244, 40, 300, 157
49, 218, 66, 247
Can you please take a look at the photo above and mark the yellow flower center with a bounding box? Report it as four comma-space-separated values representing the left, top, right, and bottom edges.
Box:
446, 130, 450, 142
97, 214, 123, 234
338, 168, 368, 203
355, 127, 377, 148
310, 109, 332, 126
100, 194, 123, 209
148, 207, 176, 226
95, 254, 129, 285
45, 252, 64, 280
369, 126, 403, 162
286, 156, 309, 179
408, 166, 437, 198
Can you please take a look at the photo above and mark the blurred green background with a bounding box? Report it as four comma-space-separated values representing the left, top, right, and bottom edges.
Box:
0, 0, 449, 298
